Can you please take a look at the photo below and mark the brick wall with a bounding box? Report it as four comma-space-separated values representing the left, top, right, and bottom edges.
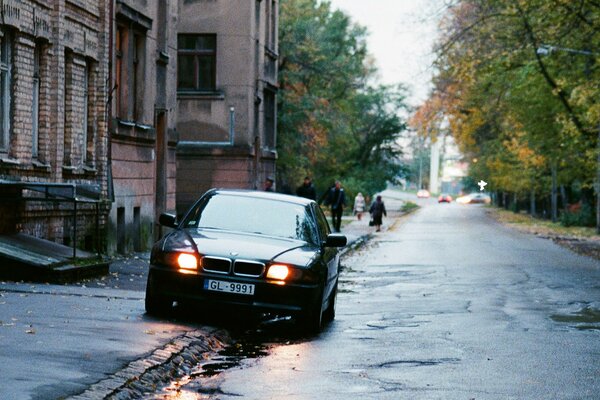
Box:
0, 0, 110, 249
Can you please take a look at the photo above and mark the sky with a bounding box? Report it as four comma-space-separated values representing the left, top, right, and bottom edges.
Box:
327, 0, 447, 107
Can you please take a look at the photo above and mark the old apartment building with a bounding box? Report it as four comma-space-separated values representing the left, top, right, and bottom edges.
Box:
0, 0, 178, 256
0, 0, 278, 259
109, 0, 178, 253
0, 0, 110, 250
176, 0, 279, 213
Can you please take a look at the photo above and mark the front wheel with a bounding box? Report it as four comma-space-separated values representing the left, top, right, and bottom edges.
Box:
300, 302, 324, 334
145, 271, 172, 316
323, 282, 337, 323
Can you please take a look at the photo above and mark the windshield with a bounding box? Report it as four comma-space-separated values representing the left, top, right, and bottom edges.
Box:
183, 194, 319, 244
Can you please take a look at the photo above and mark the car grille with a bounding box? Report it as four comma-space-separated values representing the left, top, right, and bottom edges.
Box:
233, 260, 265, 277
202, 256, 231, 274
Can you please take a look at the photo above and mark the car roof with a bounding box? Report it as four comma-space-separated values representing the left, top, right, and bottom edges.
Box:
209, 188, 314, 206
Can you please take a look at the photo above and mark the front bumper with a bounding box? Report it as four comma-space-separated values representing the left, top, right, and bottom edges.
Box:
148, 264, 321, 315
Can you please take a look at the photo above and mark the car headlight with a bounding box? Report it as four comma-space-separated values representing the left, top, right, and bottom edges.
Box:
266, 264, 320, 284
266, 264, 289, 281
152, 251, 200, 273
177, 253, 198, 271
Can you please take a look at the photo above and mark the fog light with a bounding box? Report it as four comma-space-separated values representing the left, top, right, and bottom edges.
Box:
177, 253, 198, 270
267, 264, 289, 281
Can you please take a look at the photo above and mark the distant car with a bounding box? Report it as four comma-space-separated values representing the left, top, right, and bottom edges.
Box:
438, 194, 453, 203
467, 193, 491, 204
145, 189, 347, 333
456, 193, 491, 204
417, 189, 430, 198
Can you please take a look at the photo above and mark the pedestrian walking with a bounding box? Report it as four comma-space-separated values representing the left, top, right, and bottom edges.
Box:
325, 181, 346, 232
296, 176, 317, 200
353, 192, 366, 221
369, 195, 387, 232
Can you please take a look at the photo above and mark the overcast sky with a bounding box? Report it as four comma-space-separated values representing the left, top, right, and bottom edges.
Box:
327, 0, 446, 106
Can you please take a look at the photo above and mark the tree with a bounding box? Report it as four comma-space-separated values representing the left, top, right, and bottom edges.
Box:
277, 0, 409, 199
419, 0, 600, 223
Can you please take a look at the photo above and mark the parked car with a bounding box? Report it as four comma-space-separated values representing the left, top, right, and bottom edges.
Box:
438, 193, 453, 203
145, 189, 347, 333
417, 189, 430, 198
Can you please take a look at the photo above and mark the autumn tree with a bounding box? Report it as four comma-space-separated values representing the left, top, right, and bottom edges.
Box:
420, 0, 600, 224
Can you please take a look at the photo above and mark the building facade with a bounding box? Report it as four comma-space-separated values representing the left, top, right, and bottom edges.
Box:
176, 0, 279, 214
108, 0, 179, 253
0, 0, 110, 250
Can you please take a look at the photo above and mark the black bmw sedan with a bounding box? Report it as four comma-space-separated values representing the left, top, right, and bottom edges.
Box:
145, 189, 347, 333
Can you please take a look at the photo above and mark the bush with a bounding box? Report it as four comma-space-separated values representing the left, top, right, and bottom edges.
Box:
560, 203, 595, 227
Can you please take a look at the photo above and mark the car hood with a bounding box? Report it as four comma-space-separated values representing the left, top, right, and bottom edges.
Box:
164, 229, 319, 267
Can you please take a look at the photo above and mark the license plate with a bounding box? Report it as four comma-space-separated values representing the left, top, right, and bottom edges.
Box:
204, 279, 255, 296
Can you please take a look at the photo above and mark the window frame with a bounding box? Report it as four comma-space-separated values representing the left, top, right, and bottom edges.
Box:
0, 29, 12, 154
115, 21, 146, 122
177, 34, 217, 92
82, 61, 89, 164
32, 43, 41, 159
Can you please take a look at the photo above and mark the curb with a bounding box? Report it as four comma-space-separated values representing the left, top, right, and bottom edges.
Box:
0, 257, 110, 284
67, 328, 230, 400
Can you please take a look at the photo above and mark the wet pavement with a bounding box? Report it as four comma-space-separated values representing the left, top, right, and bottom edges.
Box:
0, 193, 398, 400
194, 200, 600, 399
5, 191, 599, 399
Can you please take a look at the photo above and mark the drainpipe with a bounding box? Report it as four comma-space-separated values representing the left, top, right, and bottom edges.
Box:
106, 0, 115, 202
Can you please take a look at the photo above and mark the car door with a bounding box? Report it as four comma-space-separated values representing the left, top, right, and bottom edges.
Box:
312, 204, 339, 300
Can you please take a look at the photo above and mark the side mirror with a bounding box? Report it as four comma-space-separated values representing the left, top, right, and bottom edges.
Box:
324, 233, 347, 247
158, 213, 178, 228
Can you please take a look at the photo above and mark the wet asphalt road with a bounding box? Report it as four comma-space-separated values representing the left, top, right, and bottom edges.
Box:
195, 201, 600, 399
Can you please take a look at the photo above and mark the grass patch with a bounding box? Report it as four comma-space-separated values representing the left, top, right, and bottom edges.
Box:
489, 208, 599, 239
401, 201, 419, 213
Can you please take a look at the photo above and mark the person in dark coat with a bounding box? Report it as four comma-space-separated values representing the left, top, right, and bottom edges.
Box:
264, 177, 274, 192
325, 181, 346, 232
296, 176, 317, 200
369, 195, 387, 232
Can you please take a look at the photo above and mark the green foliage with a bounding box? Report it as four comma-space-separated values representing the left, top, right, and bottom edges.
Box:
278, 0, 408, 197
426, 0, 600, 214
561, 203, 596, 227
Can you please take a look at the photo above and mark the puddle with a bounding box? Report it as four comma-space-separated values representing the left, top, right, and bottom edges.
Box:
551, 306, 600, 331
196, 339, 270, 377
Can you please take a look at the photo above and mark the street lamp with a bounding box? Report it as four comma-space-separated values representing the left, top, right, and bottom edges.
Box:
537, 44, 600, 232
536, 44, 597, 57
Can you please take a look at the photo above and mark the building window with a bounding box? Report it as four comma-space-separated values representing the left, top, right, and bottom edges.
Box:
269, 0, 278, 50
115, 22, 146, 121
115, 26, 124, 118
177, 34, 216, 91
0, 29, 12, 153
85, 61, 96, 165
264, 89, 276, 149
32, 43, 41, 159
265, 0, 277, 51
64, 51, 73, 164
83, 61, 90, 164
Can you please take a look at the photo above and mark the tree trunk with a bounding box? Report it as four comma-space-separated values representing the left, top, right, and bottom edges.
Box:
551, 163, 558, 222
530, 189, 536, 217
560, 185, 568, 212
597, 125, 600, 233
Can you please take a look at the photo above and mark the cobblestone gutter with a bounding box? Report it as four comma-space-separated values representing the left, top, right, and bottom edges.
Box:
68, 328, 231, 400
